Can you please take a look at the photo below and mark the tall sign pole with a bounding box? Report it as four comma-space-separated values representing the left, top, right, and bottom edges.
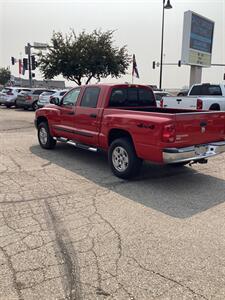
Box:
27, 43, 32, 88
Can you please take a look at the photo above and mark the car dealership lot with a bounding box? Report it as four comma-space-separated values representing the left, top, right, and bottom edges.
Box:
1, 106, 225, 300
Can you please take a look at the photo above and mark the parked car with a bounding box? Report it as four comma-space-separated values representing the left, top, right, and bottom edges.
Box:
153, 90, 172, 107
161, 83, 225, 111
37, 89, 68, 108
0, 87, 31, 108
35, 83, 225, 179
177, 89, 189, 96
16, 88, 54, 110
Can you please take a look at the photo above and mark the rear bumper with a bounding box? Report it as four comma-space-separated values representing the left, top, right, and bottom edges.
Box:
16, 100, 33, 108
163, 141, 225, 164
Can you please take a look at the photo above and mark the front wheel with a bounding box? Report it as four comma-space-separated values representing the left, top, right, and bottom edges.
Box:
109, 138, 142, 179
38, 122, 56, 149
32, 101, 39, 111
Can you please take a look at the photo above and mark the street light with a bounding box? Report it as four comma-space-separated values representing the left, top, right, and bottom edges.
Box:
159, 0, 172, 90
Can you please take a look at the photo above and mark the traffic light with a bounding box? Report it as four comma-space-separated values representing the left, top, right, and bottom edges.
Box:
31, 55, 36, 70
11, 57, 15, 65
178, 60, 181, 67
152, 61, 156, 69
23, 58, 28, 70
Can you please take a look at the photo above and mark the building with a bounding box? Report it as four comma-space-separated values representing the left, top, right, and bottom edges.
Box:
10, 76, 65, 89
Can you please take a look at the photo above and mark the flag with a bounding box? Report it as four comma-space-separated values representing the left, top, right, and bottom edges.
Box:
132, 54, 139, 78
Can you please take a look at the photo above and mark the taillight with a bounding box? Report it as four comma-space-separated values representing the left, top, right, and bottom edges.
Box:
26, 96, 32, 101
197, 98, 203, 110
160, 99, 163, 108
162, 124, 176, 143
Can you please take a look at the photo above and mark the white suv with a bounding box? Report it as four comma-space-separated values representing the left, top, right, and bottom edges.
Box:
0, 87, 31, 108
37, 89, 69, 108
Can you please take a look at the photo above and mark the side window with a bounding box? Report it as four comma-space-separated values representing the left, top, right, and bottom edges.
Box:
62, 88, 80, 106
207, 85, 222, 95
189, 86, 203, 95
80, 87, 100, 108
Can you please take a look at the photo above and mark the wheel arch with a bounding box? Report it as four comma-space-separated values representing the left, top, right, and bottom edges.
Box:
209, 103, 220, 111
108, 128, 134, 146
36, 116, 48, 128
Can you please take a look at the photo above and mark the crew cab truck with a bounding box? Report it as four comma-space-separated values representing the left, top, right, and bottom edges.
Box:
35, 84, 225, 179
161, 83, 225, 111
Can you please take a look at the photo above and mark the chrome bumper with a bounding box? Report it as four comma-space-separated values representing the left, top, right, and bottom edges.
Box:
163, 141, 225, 164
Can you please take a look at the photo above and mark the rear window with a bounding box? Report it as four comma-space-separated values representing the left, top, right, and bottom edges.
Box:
41, 91, 55, 96
109, 87, 155, 107
1, 88, 11, 93
33, 90, 47, 95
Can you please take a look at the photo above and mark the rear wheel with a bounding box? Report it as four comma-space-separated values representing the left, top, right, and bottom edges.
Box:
38, 122, 56, 149
109, 138, 142, 179
5, 105, 11, 109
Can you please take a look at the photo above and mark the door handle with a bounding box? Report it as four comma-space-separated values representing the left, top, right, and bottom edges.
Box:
90, 113, 97, 118
67, 111, 75, 115
176, 99, 182, 102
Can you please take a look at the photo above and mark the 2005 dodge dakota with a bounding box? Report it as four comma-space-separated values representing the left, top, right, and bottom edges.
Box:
35, 84, 225, 178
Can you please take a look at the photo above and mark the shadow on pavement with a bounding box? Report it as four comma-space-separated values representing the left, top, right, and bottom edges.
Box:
30, 143, 225, 219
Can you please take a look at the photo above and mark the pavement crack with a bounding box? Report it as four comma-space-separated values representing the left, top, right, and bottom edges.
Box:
129, 256, 208, 300
44, 200, 83, 300
0, 247, 23, 300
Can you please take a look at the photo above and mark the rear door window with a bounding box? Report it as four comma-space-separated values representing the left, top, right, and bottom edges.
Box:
80, 87, 100, 108
190, 85, 222, 96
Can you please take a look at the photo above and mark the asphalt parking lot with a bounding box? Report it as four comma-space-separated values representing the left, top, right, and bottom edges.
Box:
1, 106, 225, 300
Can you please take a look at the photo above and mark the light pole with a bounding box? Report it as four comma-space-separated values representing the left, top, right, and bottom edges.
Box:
159, 0, 172, 90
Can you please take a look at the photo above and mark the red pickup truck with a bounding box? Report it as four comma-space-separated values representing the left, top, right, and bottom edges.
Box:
35, 84, 225, 179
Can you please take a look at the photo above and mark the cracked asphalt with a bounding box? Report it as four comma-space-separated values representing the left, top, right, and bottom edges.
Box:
1, 106, 225, 300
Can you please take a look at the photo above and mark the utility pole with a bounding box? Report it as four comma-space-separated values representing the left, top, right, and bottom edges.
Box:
27, 43, 32, 88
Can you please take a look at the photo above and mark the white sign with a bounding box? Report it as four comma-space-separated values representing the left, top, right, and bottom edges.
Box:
181, 11, 214, 67
33, 42, 48, 49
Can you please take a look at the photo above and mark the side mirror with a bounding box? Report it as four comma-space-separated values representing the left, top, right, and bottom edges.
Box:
50, 97, 60, 105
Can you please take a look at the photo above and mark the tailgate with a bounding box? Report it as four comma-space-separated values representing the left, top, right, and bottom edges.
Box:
163, 96, 197, 109
174, 111, 225, 146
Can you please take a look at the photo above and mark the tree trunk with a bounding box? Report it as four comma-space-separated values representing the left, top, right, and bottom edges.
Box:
85, 76, 93, 85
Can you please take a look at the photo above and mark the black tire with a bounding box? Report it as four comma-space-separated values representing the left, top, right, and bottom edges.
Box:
5, 105, 11, 109
209, 104, 220, 111
171, 161, 189, 167
23, 107, 28, 110
32, 101, 39, 111
38, 122, 56, 149
108, 138, 142, 179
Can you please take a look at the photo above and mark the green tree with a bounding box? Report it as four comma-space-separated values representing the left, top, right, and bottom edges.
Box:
39, 30, 130, 85
0, 68, 11, 86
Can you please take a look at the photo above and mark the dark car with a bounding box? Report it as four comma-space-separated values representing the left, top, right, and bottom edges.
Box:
16, 89, 54, 110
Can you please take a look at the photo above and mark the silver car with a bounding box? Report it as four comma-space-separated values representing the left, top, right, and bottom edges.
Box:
16, 89, 53, 110
0, 87, 31, 108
